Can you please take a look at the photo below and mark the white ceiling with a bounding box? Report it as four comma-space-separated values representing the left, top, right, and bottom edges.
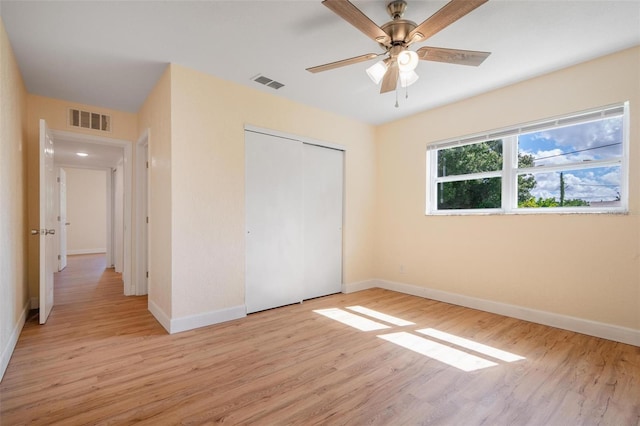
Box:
54, 137, 123, 170
1, 0, 639, 125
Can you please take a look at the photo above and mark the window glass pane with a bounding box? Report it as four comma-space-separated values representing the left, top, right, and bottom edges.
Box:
437, 140, 502, 177
517, 166, 621, 208
438, 177, 501, 210
518, 117, 622, 167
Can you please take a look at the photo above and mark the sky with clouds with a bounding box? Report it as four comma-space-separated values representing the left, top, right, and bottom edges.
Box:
518, 116, 623, 204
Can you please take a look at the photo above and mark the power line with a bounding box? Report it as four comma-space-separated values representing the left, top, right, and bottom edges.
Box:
569, 183, 619, 187
532, 142, 621, 162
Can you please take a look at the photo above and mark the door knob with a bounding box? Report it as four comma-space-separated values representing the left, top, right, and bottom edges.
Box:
31, 229, 39, 235
46, 229, 55, 235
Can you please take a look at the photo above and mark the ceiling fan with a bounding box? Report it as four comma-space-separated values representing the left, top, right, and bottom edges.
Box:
306, 0, 491, 94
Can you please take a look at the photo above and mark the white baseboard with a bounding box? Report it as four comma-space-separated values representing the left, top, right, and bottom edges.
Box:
67, 248, 106, 255
1, 299, 30, 382
148, 299, 171, 333
170, 305, 246, 334
345, 279, 640, 347
30, 297, 39, 310
342, 279, 379, 294
147, 300, 246, 334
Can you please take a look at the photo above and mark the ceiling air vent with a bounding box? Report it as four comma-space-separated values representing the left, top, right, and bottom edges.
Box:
251, 74, 285, 90
68, 108, 111, 132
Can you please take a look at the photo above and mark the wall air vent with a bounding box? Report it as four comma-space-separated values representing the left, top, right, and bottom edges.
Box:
68, 108, 111, 132
251, 74, 285, 90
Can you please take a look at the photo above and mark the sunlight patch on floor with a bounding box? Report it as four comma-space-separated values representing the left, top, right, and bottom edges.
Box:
346, 306, 415, 326
416, 328, 525, 363
313, 308, 391, 331
378, 332, 498, 372
313, 306, 526, 372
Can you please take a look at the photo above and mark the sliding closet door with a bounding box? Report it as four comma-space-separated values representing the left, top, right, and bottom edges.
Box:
245, 131, 304, 313
303, 144, 344, 300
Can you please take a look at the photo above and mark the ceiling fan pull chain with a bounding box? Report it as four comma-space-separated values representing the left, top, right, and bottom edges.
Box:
306, 0, 491, 106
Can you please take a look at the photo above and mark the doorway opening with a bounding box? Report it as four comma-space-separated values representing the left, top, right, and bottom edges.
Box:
50, 129, 135, 295
56, 167, 110, 270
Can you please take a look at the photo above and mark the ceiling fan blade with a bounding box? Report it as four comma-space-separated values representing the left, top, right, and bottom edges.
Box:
322, 0, 391, 46
416, 46, 490, 66
380, 63, 398, 94
406, 0, 488, 45
306, 53, 381, 73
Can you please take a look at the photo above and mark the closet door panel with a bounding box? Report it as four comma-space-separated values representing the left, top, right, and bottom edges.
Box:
303, 144, 344, 300
245, 131, 304, 313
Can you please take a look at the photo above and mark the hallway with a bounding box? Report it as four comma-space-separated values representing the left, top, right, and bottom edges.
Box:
0, 254, 162, 423
53, 254, 138, 307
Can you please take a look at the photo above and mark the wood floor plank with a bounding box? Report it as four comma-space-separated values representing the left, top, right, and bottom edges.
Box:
1, 254, 639, 425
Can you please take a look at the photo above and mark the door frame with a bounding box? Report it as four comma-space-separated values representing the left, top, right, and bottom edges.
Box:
112, 158, 125, 274
135, 129, 149, 295
107, 166, 114, 267
50, 129, 135, 295
56, 167, 68, 271
244, 125, 346, 152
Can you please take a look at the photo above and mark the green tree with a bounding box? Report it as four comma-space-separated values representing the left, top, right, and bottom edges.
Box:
517, 153, 536, 203
519, 197, 559, 207
437, 140, 502, 209
437, 140, 537, 209
562, 198, 589, 207
519, 196, 589, 208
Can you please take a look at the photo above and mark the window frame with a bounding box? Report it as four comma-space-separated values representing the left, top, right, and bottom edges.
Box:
426, 103, 629, 215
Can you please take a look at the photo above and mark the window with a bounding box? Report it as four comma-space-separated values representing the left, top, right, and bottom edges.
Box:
427, 103, 628, 214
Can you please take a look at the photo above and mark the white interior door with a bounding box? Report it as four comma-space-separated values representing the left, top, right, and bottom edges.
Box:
303, 144, 344, 299
58, 168, 68, 271
245, 131, 304, 313
39, 119, 56, 324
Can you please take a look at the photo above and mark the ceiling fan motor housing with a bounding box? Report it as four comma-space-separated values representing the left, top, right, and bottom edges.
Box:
381, 0, 418, 54
381, 20, 417, 52
307, 0, 491, 94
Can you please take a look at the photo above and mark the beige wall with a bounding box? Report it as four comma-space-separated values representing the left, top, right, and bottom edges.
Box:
64, 168, 107, 254
0, 19, 28, 380
25, 95, 138, 300
375, 47, 640, 331
146, 63, 377, 321
4, 15, 637, 346
137, 65, 173, 317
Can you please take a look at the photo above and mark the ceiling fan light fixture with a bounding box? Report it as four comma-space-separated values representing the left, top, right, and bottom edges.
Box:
308, 0, 491, 97
399, 70, 419, 88
397, 50, 419, 72
366, 60, 388, 85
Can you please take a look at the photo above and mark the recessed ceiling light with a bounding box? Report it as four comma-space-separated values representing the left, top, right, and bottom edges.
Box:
76, 152, 88, 157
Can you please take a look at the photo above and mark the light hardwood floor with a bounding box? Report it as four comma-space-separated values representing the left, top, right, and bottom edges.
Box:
1, 254, 639, 425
